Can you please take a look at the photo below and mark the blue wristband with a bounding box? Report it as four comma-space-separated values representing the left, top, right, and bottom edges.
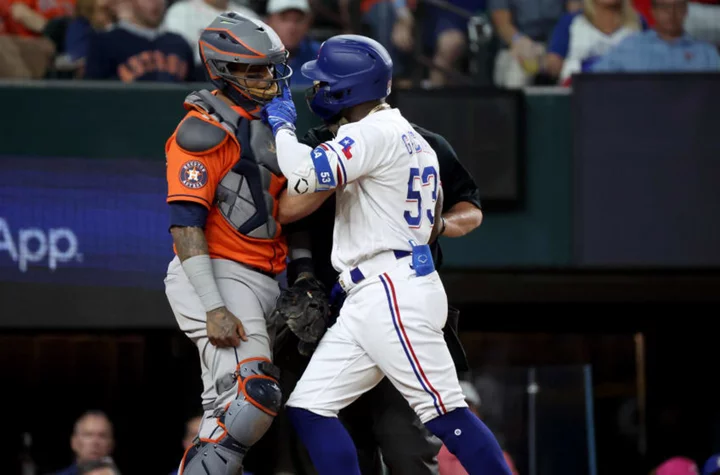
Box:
272, 122, 295, 136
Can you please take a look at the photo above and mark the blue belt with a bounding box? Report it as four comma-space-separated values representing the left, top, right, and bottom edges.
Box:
348, 249, 411, 285
330, 250, 411, 306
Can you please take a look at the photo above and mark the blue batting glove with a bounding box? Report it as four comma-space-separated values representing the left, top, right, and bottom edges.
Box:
262, 87, 297, 136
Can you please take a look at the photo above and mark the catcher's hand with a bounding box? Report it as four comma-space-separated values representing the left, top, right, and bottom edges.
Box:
271, 275, 331, 345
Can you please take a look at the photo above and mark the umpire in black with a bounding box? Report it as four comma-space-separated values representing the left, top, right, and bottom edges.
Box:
251, 117, 485, 475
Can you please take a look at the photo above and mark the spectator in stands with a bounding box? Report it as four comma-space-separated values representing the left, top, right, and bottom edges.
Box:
83, 0, 194, 81
490, 0, 581, 88
2, 0, 74, 37
169, 413, 202, 475
391, 0, 485, 87
113, 0, 133, 22
0, 25, 56, 78
52, 410, 115, 475
546, 0, 646, 85
162, 0, 258, 77
264, 0, 319, 88
651, 456, 699, 474
702, 454, 720, 475
63, 0, 115, 70
634, 0, 656, 24
347, 0, 399, 70
76, 457, 121, 475
436, 381, 519, 475
591, 0, 720, 72
684, 0, 720, 47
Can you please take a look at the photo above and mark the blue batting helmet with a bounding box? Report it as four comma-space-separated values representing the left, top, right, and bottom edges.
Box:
301, 35, 393, 121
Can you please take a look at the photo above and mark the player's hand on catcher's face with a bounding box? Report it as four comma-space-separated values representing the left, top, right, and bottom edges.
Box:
262, 86, 297, 136
206, 307, 248, 348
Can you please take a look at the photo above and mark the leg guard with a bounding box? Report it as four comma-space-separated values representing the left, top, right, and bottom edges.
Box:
180, 357, 282, 475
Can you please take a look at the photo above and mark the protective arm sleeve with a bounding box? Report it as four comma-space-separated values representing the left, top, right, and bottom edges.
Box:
276, 128, 337, 195
182, 254, 225, 312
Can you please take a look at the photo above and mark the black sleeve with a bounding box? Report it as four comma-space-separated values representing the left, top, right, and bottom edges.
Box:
299, 124, 335, 148
432, 133, 482, 212
169, 202, 208, 229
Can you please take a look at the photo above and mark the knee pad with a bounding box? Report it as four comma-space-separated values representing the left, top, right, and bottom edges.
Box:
180, 357, 282, 475
221, 357, 282, 447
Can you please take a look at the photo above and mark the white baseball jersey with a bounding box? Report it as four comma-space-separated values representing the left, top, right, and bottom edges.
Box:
308, 108, 441, 274
284, 107, 468, 425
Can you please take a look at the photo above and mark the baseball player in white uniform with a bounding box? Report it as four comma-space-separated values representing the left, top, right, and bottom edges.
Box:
262, 35, 512, 475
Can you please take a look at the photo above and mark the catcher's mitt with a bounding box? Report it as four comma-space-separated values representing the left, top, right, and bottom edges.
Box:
271, 275, 331, 345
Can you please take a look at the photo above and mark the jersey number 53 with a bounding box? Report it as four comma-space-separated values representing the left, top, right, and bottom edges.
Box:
404, 165, 438, 228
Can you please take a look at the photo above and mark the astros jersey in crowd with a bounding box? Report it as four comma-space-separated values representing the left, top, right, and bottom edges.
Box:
84, 21, 194, 82
165, 90, 288, 274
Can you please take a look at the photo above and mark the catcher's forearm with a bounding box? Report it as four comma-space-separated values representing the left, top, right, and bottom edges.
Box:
278, 189, 334, 224
170, 226, 224, 312
171, 226, 209, 261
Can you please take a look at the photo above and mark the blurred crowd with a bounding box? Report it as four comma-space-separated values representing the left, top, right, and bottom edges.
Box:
0, 0, 718, 85
30, 400, 720, 475
27, 380, 513, 475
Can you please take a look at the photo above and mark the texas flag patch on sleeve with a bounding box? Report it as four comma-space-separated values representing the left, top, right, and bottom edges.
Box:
339, 137, 355, 159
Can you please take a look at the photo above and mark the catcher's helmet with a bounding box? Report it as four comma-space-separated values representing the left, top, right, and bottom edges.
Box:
199, 12, 292, 116
301, 34, 393, 121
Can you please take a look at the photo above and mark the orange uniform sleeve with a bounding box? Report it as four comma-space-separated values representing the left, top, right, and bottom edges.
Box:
165, 114, 237, 208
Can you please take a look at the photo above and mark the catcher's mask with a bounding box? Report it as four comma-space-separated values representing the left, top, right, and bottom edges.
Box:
200, 12, 292, 117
